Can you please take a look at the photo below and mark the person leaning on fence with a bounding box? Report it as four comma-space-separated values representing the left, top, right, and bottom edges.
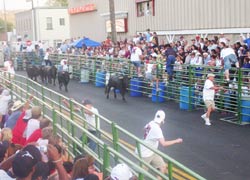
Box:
136, 110, 183, 179
62, 98, 100, 151
220, 42, 239, 82
201, 73, 223, 126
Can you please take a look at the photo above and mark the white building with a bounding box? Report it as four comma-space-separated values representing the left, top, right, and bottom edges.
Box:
15, 7, 70, 47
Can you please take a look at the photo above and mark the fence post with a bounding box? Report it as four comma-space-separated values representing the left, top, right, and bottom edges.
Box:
69, 98, 76, 154
41, 86, 45, 116
237, 68, 242, 124
135, 141, 145, 180
168, 161, 173, 180
52, 108, 57, 133
188, 65, 192, 110
103, 145, 110, 177
111, 122, 119, 163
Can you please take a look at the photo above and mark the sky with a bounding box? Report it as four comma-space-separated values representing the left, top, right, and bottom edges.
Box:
0, 0, 47, 11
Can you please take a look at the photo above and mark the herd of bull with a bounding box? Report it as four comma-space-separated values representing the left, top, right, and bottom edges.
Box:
26, 64, 131, 101
26, 64, 71, 92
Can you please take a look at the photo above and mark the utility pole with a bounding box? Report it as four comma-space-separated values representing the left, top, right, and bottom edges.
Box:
3, 0, 7, 41
109, 0, 117, 43
32, 0, 37, 41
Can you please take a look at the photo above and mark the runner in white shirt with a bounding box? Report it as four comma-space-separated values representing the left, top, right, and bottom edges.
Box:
201, 73, 223, 126
136, 110, 182, 179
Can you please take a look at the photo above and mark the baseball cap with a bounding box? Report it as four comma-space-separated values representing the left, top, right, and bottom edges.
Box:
110, 163, 133, 180
207, 73, 215, 78
82, 99, 92, 106
12, 145, 41, 178
153, 110, 166, 124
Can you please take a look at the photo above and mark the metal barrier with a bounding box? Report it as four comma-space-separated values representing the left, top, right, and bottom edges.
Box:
0, 71, 206, 180
12, 52, 250, 125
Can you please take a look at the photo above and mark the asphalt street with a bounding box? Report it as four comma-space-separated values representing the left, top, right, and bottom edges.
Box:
18, 71, 250, 180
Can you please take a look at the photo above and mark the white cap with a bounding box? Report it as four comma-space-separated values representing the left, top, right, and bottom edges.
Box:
110, 164, 133, 180
153, 110, 165, 124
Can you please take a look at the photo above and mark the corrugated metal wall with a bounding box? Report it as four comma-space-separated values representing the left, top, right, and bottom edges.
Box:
130, 0, 250, 32
69, 0, 250, 41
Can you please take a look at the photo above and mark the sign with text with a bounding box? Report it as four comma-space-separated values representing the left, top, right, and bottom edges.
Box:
106, 19, 128, 33
68, 4, 96, 15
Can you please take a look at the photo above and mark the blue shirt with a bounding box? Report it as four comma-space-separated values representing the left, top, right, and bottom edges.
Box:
5, 110, 22, 129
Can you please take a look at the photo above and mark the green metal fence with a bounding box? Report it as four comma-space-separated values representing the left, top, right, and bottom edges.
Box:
12, 52, 250, 125
0, 71, 206, 180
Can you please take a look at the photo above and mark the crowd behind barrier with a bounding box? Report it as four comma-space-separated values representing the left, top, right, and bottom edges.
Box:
10, 47, 250, 125
0, 72, 206, 180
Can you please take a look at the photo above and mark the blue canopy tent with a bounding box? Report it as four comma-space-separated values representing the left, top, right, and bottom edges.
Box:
72, 38, 101, 48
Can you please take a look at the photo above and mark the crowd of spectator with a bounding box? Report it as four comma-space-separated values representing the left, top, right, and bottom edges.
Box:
0, 86, 137, 180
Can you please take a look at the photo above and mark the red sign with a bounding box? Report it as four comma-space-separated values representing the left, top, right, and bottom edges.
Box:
68, 4, 97, 14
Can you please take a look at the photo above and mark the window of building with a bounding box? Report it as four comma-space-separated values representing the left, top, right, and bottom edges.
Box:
46, 17, 53, 30
59, 18, 65, 26
136, 0, 155, 17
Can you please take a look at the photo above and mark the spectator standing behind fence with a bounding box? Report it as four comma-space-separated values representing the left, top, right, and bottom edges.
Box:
201, 73, 223, 126
44, 48, 52, 66
136, 110, 182, 180
220, 42, 239, 82
130, 42, 143, 77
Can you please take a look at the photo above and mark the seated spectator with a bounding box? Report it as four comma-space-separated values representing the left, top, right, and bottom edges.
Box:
25, 118, 51, 145
203, 52, 211, 65
1, 128, 13, 142
5, 95, 33, 129
106, 163, 135, 180
5, 100, 24, 129
12, 109, 32, 145
26, 106, 42, 140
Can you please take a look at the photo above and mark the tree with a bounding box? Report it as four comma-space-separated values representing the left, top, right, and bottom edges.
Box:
0, 18, 13, 33
46, 0, 68, 7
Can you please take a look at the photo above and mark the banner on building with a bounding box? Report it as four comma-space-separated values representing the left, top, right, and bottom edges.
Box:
106, 19, 128, 33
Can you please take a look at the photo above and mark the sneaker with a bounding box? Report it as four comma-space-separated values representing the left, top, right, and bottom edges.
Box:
201, 113, 206, 120
148, 94, 152, 98
205, 118, 211, 126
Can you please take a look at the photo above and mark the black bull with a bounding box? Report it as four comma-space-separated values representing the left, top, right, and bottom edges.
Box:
26, 65, 41, 81
26, 65, 57, 85
105, 75, 130, 101
40, 66, 57, 85
58, 71, 71, 92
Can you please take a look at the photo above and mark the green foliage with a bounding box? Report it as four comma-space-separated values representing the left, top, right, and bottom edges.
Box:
0, 18, 13, 33
46, 0, 68, 7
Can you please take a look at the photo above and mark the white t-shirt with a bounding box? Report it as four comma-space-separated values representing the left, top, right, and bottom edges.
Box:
26, 119, 40, 139
220, 48, 235, 59
146, 63, 154, 73
0, 170, 14, 179
44, 52, 49, 60
83, 107, 100, 131
130, 47, 142, 62
4, 61, 15, 74
203, 79, 215, 101
139, 121, 163, 157
0, 94, 11, 115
